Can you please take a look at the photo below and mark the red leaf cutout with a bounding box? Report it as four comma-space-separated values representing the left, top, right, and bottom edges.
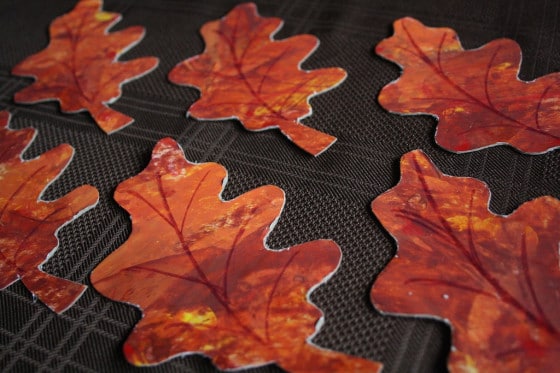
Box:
91, 138, 380, 372
371, 150, 560, 372
12, 0, 159, 134
168, 2, 347, 156
376, 17, 560, 153
0, 111, 99, 313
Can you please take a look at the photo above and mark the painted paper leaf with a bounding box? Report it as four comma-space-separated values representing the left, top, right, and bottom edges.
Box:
0, 111, 99, 313
91, 138, 380, 372
376, 17, 560, 153
12, 0, 159, 134
168, 2, 347, 156
371, 150, 560, 372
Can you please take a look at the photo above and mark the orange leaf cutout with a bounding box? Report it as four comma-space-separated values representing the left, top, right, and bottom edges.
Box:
91, 138, 380, 372
0, 111, 99, 313
376, 17, 560, 153
371, 150, 560, 372
168, 2, 347, 156
12, 0, 159, 134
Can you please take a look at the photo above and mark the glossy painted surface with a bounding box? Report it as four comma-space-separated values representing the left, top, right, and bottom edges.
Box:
0, 111, 99, 313
169, 3, 347, 156
91, 138, 380, 372
12, 0, 158, 133
377, 17, 560, 153
371, 150, 560, 372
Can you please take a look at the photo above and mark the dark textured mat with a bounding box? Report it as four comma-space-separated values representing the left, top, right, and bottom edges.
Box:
0, 0, 558, 372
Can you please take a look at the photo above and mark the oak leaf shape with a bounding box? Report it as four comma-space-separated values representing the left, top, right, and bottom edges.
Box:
371, 149, 560, 372
12, 0, 159, 134
168, 2, 347, 156
91, 138, 380, 372
376, 17, 560, 153
0, 111, 99, 313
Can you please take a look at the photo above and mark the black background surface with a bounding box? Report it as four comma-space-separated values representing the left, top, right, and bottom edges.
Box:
0, 0, 559, 372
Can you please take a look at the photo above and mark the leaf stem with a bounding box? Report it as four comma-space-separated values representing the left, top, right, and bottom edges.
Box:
277, 119, 336, 156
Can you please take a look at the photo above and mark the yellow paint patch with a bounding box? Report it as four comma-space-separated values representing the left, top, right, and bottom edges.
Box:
443, 106, 466, 116
95, 12, 113, 22
447, 215, 469, 231
460, 354, 479, 373
446, 216, 497, 235
180, 307, 217, 327
254, 106, 273, 116
473, 217, 498, 234
494, 62, 512, 71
